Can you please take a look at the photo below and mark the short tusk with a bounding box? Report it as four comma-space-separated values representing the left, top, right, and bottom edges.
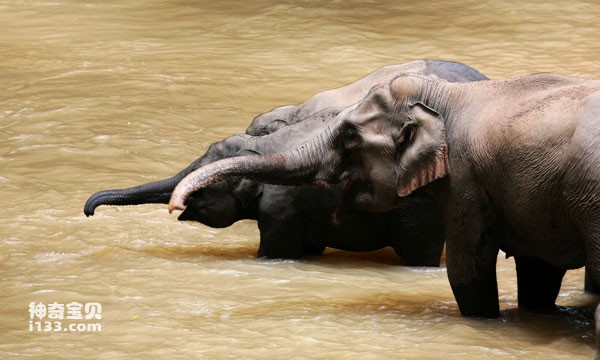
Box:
166, 155, 266, 215
167, 202, 184, 214
166, 136, 330, 214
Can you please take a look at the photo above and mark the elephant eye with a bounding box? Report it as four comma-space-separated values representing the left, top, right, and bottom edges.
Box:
343, 126, 361, 149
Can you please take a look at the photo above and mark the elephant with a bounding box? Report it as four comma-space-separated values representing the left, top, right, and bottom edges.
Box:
84, 59, 488, 262
168, 72, 600, 321
84, 108, 445, 262
247, 59, 488, 136
84, 107, 445, 262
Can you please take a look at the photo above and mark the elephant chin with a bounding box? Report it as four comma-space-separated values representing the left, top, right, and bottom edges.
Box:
332, 182, 398, 224
353, 193, 399, 213
177, 204, 238, 228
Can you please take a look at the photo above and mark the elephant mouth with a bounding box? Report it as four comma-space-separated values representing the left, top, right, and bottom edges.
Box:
351, 183, 380, 210
332, 180, 376, 224
337, 174, 401, 215
176, 193, 239, 228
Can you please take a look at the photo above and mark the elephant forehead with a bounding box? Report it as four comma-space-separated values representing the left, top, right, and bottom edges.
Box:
346, 103, 391, 127
346, 110, 400, 141
361, 132, 395, 148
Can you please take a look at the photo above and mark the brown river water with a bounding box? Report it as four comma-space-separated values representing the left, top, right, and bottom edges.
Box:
1, 1, 600, 359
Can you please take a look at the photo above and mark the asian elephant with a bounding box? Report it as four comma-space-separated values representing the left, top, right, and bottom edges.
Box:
248, 59, 488, 136
168, 73, 600, 321
84, 60, 487, 262
84, 107, 445, 262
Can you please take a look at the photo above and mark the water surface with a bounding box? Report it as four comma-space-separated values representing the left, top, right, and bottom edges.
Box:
1, 1, 599, 358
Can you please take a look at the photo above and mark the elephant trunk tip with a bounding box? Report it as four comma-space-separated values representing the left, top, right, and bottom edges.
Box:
167, 199, 185, 214
83, 194, 100, 217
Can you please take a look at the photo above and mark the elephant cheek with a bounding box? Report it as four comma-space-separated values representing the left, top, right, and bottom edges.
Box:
352, 192, 377, 210
368, 171, 400, 211
350, 187, 397, 213
179, 198, 241, 228
372, 192, 401, 212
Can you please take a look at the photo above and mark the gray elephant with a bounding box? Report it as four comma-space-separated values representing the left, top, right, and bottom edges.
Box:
248, 59, 488, 136
85, 60, 487, 262
86, 108, 445, 262
168, 73, 600, 321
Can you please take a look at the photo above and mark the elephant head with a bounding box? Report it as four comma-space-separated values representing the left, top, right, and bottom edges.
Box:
245, 59, 487, 136
84, 134, 263, 228
84, 107, 341, 227
168, 75, 451, 215
247, 105, 297, 136
89, 60, 485, 227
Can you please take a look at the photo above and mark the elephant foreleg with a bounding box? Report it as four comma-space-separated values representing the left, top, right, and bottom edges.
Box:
585, 267, 600, 294
444, 197, 501, 318
596, 304, 600, 359
448, 264, 500, 318
390, 196, 445, 267
514, 255, 565, 310
302, 242, 326, 256
257, 210, 309, 259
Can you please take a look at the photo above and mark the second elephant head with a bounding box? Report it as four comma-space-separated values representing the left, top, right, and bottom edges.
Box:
169, 75, 451, 216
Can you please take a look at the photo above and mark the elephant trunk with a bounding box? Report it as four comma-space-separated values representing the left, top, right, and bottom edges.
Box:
84, 161, 200, 216
168, 129, 336, 213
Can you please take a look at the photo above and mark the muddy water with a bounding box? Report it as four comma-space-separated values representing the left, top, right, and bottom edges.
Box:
1, 1, 599, 359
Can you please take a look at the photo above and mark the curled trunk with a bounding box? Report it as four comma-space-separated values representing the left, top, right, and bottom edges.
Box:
168, 130, 336, 213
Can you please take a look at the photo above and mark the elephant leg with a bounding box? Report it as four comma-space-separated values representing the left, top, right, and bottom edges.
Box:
256, 186, 314, 259
445, 198, 500, 318
588, 246, 600, 359
257, 211, 308, 260
303, 243, 326, 256
585, 267, 600, 294
447, 263, 500, 318
390, 196, 445, 267
514, 256, 566, 309
596, 304, 600, 359
391, 220, 444, 267
580, 223, 600, 357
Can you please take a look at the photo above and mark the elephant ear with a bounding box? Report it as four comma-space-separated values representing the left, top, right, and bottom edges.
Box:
396, 101, 450, 197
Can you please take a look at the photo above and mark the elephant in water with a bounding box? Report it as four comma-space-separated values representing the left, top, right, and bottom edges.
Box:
168, 73, 600, 323
247, 59, 488, 136
85, 59, 488, 262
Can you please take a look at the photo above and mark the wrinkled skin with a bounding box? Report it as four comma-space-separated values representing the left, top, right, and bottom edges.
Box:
84, 109, 336, 230
85, 107, 444, 261
170, 74, 600, 326
247, 59, 488, 136
85, 60, 487, 262
85, 107, 444, 262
